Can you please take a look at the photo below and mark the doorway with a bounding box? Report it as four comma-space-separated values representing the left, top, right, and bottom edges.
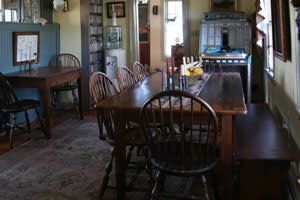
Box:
138, 1, 150, 67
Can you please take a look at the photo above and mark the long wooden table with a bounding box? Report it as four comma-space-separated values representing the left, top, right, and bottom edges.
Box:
96, 72, 247, 199
5, 67, 84, 137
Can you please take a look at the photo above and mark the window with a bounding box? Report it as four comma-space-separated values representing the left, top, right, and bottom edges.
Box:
0, 0, 2, 22
4, 0, 19, 22
0, 0, 40, 23
164, 0, 183, 57
257, 0, 274, 76
271, 0, 291, 61
265, 17, 274, 77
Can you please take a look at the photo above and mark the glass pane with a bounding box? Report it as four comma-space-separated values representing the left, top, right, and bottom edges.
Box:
0, 0, 2, 22
23, 0, 40, 23
4, 0, 19, 22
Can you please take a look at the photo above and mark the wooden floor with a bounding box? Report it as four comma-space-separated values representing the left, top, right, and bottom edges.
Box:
0, 109, 95, 155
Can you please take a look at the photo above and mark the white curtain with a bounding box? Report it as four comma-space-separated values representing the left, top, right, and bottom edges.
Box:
256, 0, 272, 47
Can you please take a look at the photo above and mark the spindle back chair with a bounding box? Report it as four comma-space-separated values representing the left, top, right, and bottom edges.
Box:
48, 53, 81, 113
141, 90, 219, 199
0, 73, 44, 149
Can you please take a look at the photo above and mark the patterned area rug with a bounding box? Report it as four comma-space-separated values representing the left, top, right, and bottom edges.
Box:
0, 117, 149, 200
0, 117, 212, 200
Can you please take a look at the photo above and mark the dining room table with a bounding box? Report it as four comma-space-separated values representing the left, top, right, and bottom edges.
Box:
5, 66, 84, 138
96, 71, 247, 199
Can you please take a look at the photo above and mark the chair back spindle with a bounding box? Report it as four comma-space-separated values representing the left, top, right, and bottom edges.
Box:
0, 73, 18, 106
116, 67, 136, 91
89, 72, 118, 105
133, 62, 149, 82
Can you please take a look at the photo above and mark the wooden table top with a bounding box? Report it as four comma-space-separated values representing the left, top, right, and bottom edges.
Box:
97, 72, 247, 115
5, 67, 81, 80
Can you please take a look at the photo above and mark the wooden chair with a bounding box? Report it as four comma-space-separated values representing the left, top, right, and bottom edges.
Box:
89, 72, 147, 198
141, 90, 220, 199
0, 73, 44, 149
132, 62, 149, 82
89, 72, 118, 140
116, 67, 136, 91
48, 53, 81, 114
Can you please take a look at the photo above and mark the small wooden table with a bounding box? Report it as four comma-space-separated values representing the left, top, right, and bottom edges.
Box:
5, 67, 84, 137
97, 72, 247, 199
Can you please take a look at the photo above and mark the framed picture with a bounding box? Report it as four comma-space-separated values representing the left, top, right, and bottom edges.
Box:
105, 26, 122, 49
210, 0, 237, 11
13, 32, 40, 66
106, 2, 125, 18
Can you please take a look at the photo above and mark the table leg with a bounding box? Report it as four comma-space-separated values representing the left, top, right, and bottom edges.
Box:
221, 115, 233, 200
115, 111, 127, 200
77, 73, 84, 120
115, 142, 127, 200
41, 84, 51, 138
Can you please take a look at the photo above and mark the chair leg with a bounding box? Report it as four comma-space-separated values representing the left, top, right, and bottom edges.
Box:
96, 111, 105, 140
211, 172, 220, 200
99, 148, 115, 199
71, 89, 79, 117
126, 145, 135, 165
34, 107, 45, 134
144, 148, 154, 184
52, 90, 57, 108
24, 110, 31, 135
151, 170, 162, 200
9, 113, 17, 149
202, 175, 210, 200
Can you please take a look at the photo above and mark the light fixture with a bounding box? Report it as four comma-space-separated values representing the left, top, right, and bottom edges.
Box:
53, 0, 69, 12
139, 0, 149, 4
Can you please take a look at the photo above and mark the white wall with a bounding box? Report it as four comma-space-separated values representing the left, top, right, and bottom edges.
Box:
149, 0, 165, 70
53, 0, 82, 62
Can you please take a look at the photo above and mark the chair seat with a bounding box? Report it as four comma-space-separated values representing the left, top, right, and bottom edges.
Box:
1, 99, 40, 113
52, 84, 78, 91
150, 142, 218, 176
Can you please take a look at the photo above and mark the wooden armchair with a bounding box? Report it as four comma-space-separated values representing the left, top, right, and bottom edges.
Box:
0, 73, 44, 149
89, 72, 147, 198
141, 90, 220, 199
48, 53, 81, 115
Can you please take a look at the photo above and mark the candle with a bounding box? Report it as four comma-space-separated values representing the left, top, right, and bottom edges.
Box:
183, 57, 186, 76
161, 68, 164, 89
171, 57, 175, 90
166, 59, 170, 90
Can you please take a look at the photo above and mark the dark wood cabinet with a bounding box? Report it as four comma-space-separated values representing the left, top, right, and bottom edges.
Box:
81, 0, 104, 109
171, 44, 184, 67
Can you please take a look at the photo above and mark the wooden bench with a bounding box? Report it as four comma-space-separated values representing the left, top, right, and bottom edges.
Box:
234, 104, 295, 200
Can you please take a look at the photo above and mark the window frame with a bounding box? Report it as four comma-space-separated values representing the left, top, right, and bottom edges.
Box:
271, 0, 291, 62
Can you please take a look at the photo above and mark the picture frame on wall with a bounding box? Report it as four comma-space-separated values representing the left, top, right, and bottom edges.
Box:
13, 32, 40, 66
106, 2, 125, 18
210, 0, 237, 11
